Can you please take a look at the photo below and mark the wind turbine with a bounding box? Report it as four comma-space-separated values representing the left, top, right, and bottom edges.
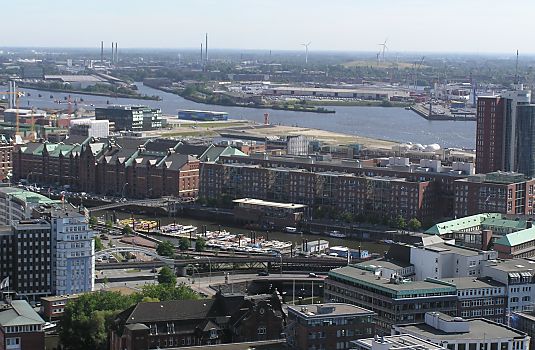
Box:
378, 39, 388, 62
302, 42, 311, 64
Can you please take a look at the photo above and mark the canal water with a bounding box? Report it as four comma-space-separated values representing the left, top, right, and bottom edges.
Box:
13, 83, 476, 149
97, 210, 389, 255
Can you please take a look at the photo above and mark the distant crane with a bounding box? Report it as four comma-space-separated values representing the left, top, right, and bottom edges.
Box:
413, 56, 425, 90
302, 42, 311, 64
378, 39, 388, 62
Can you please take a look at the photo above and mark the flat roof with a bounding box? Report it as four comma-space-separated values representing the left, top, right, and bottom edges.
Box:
353, 334, 445, 350
173, 340, 287, 350
233, 198, 307, 209
268, 86, 408, 95
420, 242, 483, 257
396, 318, 527, 341
40, 294, 81, 302
178, 110, 228, 115
287, 303, 374, 318
329, 266, 456, 297
0, 187, 58, 206
357, 258, 413, 271
440, 277, 505, 290
483, 259, 535, 272
44, 74, 107, 82
512, 311, 535, 323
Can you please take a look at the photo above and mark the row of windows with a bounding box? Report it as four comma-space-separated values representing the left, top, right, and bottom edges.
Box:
5, 324, 42, 333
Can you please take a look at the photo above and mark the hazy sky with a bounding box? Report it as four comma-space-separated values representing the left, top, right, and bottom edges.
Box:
4, 0, 535, 54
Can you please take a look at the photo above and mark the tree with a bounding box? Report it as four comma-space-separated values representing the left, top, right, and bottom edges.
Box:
59, 291, 136, 350
122, 225, 133, 235
88, 216, 98, 227
105, 220, 113, 229
195, 237, 206, 252
395, 216, 407, 230
179, 237, 190, 251
141, 283, 199, 301
408, 218, 422, 231
59, 283, 199, 350
156, 241, 175, 257
94, 237, 104, 252
157, 266, 177, 285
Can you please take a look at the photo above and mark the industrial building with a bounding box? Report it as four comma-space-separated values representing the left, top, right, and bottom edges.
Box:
3, 109, 47, 125
177, 110, 229, 121
95, 105, 163, 131
43, 74, 109, 89
69, 118, 110, 138
263, 86, 410, 100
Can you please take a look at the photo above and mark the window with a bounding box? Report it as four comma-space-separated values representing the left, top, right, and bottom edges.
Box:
6, 338, 20, 346
257, 327, 266, 335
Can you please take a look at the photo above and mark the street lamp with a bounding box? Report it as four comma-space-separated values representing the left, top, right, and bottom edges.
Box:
206, 256, 212, 285
121, 182, 129, 199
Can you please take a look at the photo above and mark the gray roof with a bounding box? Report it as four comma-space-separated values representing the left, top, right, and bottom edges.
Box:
396, 318, 527, 341
440, 277, 505, 290
287, 303, 374, 318
357, 258, 413, 271
125, 300, 215, 324
0, 300, 45, 326
353, 334, 445, 350
125, 323, 149, 331
420, 242, 482, 257
483, 259, 535, 272
329, 266, 456, 296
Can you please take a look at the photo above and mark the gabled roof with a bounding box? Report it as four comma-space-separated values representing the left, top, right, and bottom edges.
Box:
175, 143, 211, 157
124, 300, 215, 324
157, 153, 195, 170
143, 138, 182, 153
495, 227, 535, 247
199, 145, 247, 162
0, 300, 45, 327
425, 213, 503, 235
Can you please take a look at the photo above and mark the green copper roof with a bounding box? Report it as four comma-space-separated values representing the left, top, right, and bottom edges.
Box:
482, 218, 527, 231
199, 145, 247, 162
0, 300, 45, 327
495, 227, 535, 247
425, 213, 503, 235
1, 187, 58, 205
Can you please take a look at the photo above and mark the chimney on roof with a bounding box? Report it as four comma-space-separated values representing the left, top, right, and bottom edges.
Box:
481, 230, 493, 250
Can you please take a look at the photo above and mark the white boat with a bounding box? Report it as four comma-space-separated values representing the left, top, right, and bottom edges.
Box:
157, 223, 197, 237
327, 230, 347, 238
285, 226, 297, 233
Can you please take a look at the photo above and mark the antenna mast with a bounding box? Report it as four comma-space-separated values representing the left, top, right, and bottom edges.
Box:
515, 49, 519, 85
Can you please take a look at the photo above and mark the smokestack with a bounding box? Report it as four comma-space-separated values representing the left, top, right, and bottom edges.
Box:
205, 33, 208, 63
100, 41, 104, 63
200, 43, 203, 62
111, 42, 114, 63
115, 43, 118, 63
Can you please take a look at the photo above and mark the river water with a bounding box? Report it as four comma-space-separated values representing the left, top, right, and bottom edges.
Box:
99, 211, 389, 255
13, 83, 476, 149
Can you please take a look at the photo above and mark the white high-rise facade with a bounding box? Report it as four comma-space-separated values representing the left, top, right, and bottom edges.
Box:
51, 209, 95, 295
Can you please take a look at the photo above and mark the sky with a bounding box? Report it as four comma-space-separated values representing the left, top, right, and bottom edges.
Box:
4, 0, 535, 54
